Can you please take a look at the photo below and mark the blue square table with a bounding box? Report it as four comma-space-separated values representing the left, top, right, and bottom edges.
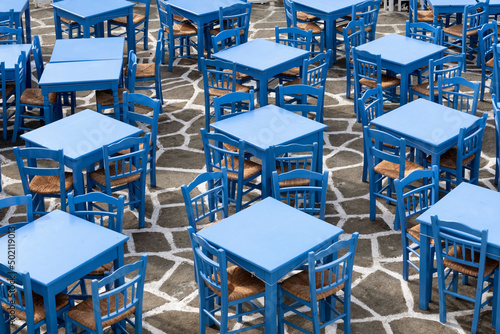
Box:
51, 0, 136, 54
21, 109, 142, 199
167, 0, 244, 65
212, 39, 310, 106
417, 182, 500, 328
210, 104, 328, 197
0, 0, 31, 44
292, 0, 367, 65
0, 209, 128, 333
427, 0, 500, 25
370, 99, 480, 168
354, 34, 447, 105
198, 197, 344, 333
50, 37, 125, 63
0, 44, 32, 85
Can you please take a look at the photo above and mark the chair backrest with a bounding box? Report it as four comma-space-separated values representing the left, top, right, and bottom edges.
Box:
0, 195, 34, 225
307, 233, 359, 305
357, 84, 383, 127
0, 26, 21, 44
405, 20, 442, 44
218, 2, 252, 43
200, 128, 245, 176
125, 50, 137, 93
494, 43, 500, 100
300, 50, 331, 88
462, 1, 489, 35
68, 193, 125, 233
353, 0, 380, 41
363, 126, 407, 180
493, 95, 500, 184
437, 76, 480, 115
276, 84, 325, 123
212, 28, 241, 53
156, 0, 171, 32
283, 0, 297, 27
343, 19, 366, 66
353, 48, 382, 86
270, 142, 319, 175
32, 35, 44, 81
271, 169, 329, 219
0, 9, 14, 28
478, 21, 497, 69
200, 57, 237, 96
409, 0, 418, 23
213, 90, 254, 122
155, 29, 164, 69
14, 52, 26, 99
274, 26, 312, 52
426, 54, 465, 97
181, 169, 229, 231
90, 255, 148, 331
394, 166, 439, 233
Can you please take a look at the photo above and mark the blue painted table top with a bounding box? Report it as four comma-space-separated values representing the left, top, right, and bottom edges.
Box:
370, 99, 479, 149
50, 37, 125, 63
51, 0, 135, 18
167, 0, 243, 16
38, 59, 122, 86
292, 0, 366, 14
0, 0, 28, 13
0, 44, 32, 69
428, 0, 500, 8
212, 39, 310, 72
0, 210, 128, 287
355, 34, 446, 66
198, 197, 343, 282
210, 104, 328, 151
21, 109, 142, 161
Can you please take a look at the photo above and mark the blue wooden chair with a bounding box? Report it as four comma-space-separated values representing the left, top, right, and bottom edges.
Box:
394, 166, 439, 280
0, 60, 16, 140
283, 50, 331, 90
86, 134, 150, 228
64, 255, 148, 334
213, 90, 254, 123
52, 0, 88, 39
13, 147, 73, 216
343, 19, 366, 100
278, 233, 359, 334
478, 22, 497, 101
0, 263, 71, 334
284, 0, 323, 56
211, 29, 252, 85
181, 169, 229, 231
108, 0, 150, 50
431, 215, 498, 334
409, 0, 435, 23
187, 226, 265, 334
0, 194, 33, 224
156, 0, 198, 72
493, 95, 500, 190
437, 76, 480, 116
276, 84, 325, 123
0, 9, 14, 28
271, 169, 329, 220
363, 126, 425, 221
270, 142, 319, 177
0, 26, 21, 44
200, 128, 261, 213
122, 92, 161, 187
95, 50, 136, 118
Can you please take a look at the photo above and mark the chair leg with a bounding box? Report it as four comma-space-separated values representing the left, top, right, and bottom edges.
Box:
278, 287, 285, 334
402, 237, 409, 281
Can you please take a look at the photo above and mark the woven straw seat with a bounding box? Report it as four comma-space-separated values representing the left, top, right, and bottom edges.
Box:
444, 246, 499, 277
297, 11, 318, 21
222, 69, 252, 81
371, 138, 396, 149
218, 157, 262, 181
0, 84, 14, 97
60, 17, 78, 24
407, 223, 440, 245
209, 27, 245, 36
1, 292, 69, 324
87, 261, 114, 276
359, 75, 400, 89
297, 22, 322, 34
67, 294, 135, 331
173, 14, 189, 22
277, 66, 300, 78
417, 10, 435, 22
208, 266, 265, 302
109, 13, 146, 25
443, 24, 479, 37
135, 63, 155, 79
335, 22, 372, 34
486, 58, 494, 68
208, 83, 250, 97
164, 22, 197, 37
374, 160, 424, 180
275, 165, 311, 187
20, 88, 57, 106
95, 88, 128, 107
29, 172, 73, 195
412, 80, 454, 96
89, 162, 140, 188
426, 147, 475, 169
281, 270, 344, 302
223, 143, 238, 152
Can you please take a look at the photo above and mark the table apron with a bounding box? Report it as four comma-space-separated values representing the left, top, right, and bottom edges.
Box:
292, 5, 351, 19
40, 81, 119, 94
53, 8, 132, 26
233, 57, 307, 80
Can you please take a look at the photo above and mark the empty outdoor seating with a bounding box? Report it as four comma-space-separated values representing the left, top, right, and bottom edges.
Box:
278, 232, 359, 334
437, 76, 480, 115
270, 142, 319, 182
409, 0, 434, 23
343, 19, 366, 99
478, 21, 497, 101
52, 0, 84, 39
284, 0, 323, 55
283, 50, 331, 89
213, 90, 255, 123
493, 95, 500, 191
211, 29, 252, 85
108, 0, 150, 50
431, 216, 498, 334
0, 26, 21, 44
0, 60, 16, 140
187, 226, 266, 334
0, 194, 33, 225
64, 255, 149, 334
276, 84, 325, 123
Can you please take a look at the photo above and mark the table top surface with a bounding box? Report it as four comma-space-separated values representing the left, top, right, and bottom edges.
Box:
355, 34, 447, 66
292, 0, 366, 14
21, 109, 142, 161
0, 0, 28, 13
428, 0, 500, 7
51, 0, 134, 18
0, 44, 32, 69
370, 99, 479, 149
50, 37, 125, 63
0, 210, 128, 287
39, 59, 122, 86
198, 197, 343, 280
212, 39, 310, 72
211, 104, 328, 151
167, 0, 243, 16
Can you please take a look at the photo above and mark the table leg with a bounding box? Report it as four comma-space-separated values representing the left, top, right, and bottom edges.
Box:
42, 288, 58, 334
196, 19, 205, 65
112, 84, 120, 119
53, 10, 63, 40
400, 69, 408, 106
258, 78, 269, 107
264, 283, 277, 334
41, 88, 51, 125
127, 9, 136, 54
83, 23, 91, 39
25, 5, 31, 44
419, 225, 432, 309
324, 18, 335, 66
261, 151, 271, 199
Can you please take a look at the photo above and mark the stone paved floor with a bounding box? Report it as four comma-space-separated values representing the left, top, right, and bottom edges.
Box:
0, 1, 499, 333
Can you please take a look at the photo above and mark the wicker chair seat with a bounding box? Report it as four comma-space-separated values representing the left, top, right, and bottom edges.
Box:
407, 223, 439, 245
164, 22, 197, 37
443, 24, 479, 37
417, 10, 435, 22
109, 13, 146, 26
60, 17, 78, 24
297, 22, 322, 34
359, 75, 400, 89
29, 172, 73, 195
223, 143, 238, 152
218, 157, 262, 181
87, 261, 114, 276
444, 246, 499, 277
208, 265, 265, 302
0, 84, 14, 96
20, 88, 57, 106
281, 270, 344, 302
67, 294, 135, 331
135, 63, 155, 78
222, 69, 252, 81
209, 27, 245, 36
173, 14, 189, 22
412, 80, 454, 96
374, 160, 424, 180
426, 147, 475, 170
95, 88, 128, 107
371, 138, 396, 149
297, 11, 319, 22
277, 67, 301, 78
275, 165, 311, 188
89, 162, 140, 188
209, 83, 250, 97
486, 58, 494, 68
1, 292, 69, 323
335, 22, 372, 34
